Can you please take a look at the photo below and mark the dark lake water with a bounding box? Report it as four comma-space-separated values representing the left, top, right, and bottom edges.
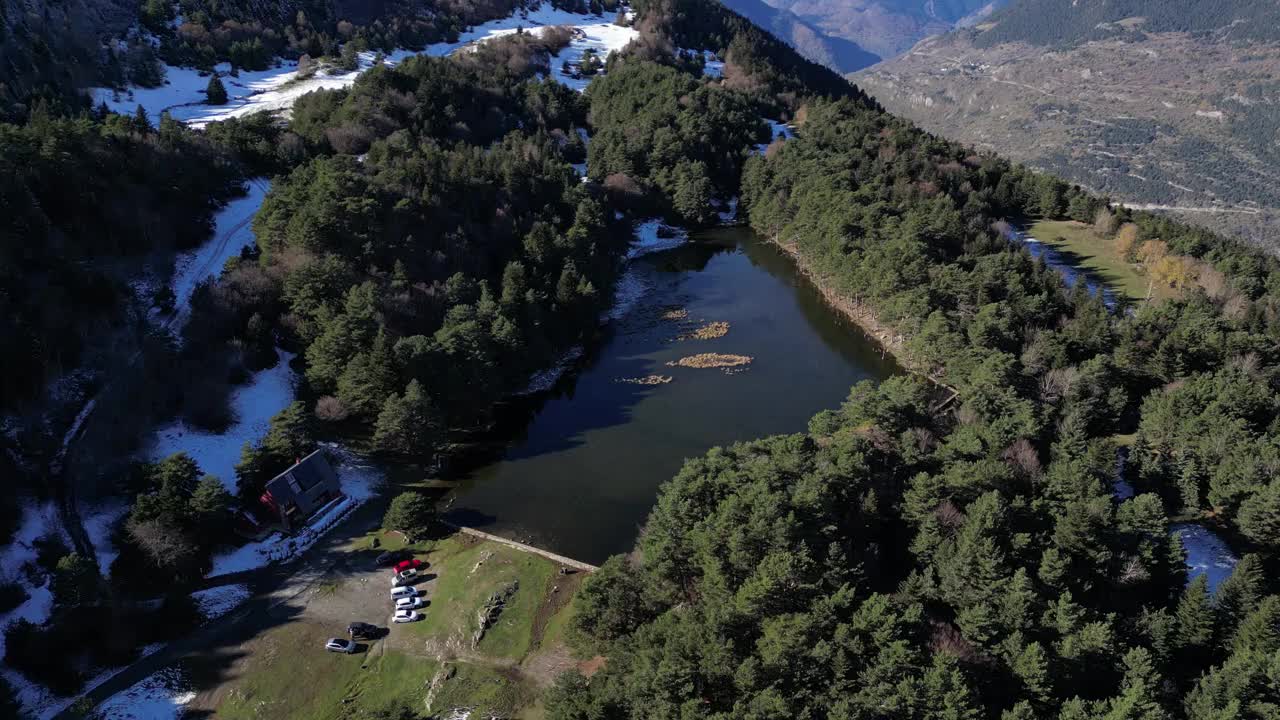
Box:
442, 227, 900, 564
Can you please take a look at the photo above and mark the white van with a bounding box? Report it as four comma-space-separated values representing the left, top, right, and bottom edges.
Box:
390, 586, 418, 600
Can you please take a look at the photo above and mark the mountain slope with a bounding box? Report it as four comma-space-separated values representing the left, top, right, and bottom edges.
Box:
854, 0, 1280, 248
720, 0, 880, 72
766, 0, 1003, 59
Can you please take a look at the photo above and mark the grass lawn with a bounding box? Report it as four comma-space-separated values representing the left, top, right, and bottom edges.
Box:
1029, 220, 1176, 303
209, 533, 583, 720
214, 630, 440, 719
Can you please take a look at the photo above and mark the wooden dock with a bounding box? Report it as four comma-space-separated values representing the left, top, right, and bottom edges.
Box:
442, 522, 599, 572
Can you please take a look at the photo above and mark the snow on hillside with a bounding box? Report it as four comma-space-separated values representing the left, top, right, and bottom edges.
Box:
756, 118, 794, 154
192, 583, 251, 622
91, 3, 637, 127
169, 179, 271, 325
146, 350, 297, 491
206, 445, 382, 578
93, 51, 417, 128
91, 667, 194, 720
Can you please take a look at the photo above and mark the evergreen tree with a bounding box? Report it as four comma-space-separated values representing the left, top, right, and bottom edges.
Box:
372, 380, 442, 456
51, 554, 100, 607
382, 491, 435, 539
206, 74, 228, 105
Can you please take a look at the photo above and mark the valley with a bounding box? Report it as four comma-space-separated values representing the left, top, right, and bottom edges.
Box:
5, 0, 1280, 718
855, 4, 1280, 248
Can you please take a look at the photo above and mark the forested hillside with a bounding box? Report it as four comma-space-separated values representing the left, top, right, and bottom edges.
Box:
536, 0, 1280, 717
9, 0, 1280, 714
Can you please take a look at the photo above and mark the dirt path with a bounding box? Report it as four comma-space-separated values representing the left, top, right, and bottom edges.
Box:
49, 177, 271, 564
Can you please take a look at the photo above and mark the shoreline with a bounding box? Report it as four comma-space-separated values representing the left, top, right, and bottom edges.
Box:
764, 232, 960, 401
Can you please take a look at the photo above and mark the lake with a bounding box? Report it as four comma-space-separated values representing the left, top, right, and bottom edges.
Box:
442, 227, 900, 564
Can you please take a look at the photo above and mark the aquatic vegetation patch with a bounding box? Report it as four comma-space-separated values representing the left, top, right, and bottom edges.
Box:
667, 353, 753, 369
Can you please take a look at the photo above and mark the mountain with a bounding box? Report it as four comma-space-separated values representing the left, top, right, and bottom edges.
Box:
853, 0, 1280, 247
762, 0, 1004, 60
719, 0, 881, 72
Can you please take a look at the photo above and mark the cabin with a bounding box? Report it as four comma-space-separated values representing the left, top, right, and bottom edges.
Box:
260, 450, 342, 532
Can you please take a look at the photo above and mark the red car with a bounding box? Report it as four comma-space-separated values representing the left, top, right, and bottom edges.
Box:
394, 559, 424, 573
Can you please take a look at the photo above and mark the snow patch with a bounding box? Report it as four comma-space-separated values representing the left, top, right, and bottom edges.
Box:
717, 197, 739, 225
168, 179, 271, 329
92, 667, 194, 720
425, 5, 638, 93
93, 51, 419, 128
627, 220, 688, 260
82, 501, 129, 573
191, 583, 251, 622
146, 349, 298, 491
206, 448, 382, 578
518, 346, 585, 395
755, 118, 794, 154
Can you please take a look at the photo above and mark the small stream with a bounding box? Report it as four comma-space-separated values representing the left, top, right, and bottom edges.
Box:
1003, 224, 1119, 309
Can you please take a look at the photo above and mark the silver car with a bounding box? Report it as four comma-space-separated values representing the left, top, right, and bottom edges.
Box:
325, 637, 356, 653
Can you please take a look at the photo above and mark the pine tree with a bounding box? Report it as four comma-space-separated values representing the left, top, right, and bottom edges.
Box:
191, 476, 233, 519
52, 553, 100, 607
382, 491, 435, 539
206, 74, 228, 105
373, 380, 441, 456
1175, 575, 1214, 658
133, 104, 152, 133
1213, 554, 1265, 650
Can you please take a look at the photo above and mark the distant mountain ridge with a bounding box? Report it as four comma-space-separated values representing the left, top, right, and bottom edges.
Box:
719, 0, 881, 72
854, 0, 1280, 248
765, 0, 1003, 59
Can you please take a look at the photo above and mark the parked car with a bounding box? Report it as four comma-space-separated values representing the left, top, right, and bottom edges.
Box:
393, 559, 424, 573
395, 596, 424, 610
390, 586, 419, 600
347, 622, 379, 639
391, 568, 418, 586
375, 550, 410, 566
325, 638, 356, 653
393, 609, 422, 623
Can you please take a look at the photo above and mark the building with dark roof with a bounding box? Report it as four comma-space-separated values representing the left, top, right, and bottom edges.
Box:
260, 449, 342, 532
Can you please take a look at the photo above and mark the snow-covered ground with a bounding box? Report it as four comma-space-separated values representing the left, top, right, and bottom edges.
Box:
756, 118, 794, 154
0, 502, 64, 650
603, 220, 690, 324
93, 51, 418, 128
191, 584, 251, 622
519, 346, 586, 395
423, 5, 637, 93
92, 3, 637, 128
91, 667, 194, 720
146, 350, 297, 491
207, 445, 382, 578
8, 641, 166, 720
627, 220, 688, 261
169, 180, 271, 326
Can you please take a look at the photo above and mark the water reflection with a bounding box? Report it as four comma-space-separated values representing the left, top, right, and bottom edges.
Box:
441, 228, 899, 564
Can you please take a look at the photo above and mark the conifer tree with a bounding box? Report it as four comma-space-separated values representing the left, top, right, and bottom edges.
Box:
206, 74, 228, 105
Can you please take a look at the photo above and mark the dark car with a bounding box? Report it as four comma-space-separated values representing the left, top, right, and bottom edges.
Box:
375, 550, 410, 566
348, 622, 380, 639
